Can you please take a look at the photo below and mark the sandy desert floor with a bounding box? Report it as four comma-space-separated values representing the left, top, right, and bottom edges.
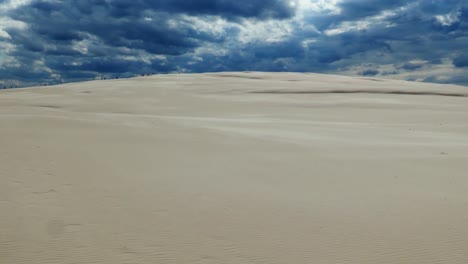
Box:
1, 72, 468, 263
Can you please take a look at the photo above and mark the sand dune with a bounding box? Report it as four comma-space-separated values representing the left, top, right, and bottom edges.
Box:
1, 72, 468, 263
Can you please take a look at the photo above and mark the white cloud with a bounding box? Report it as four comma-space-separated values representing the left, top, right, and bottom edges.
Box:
0, 29, 11, 39
0, 0, 33, 13
297, 0, 340, 13
324, 9, 399, 36
183, 15, 232, 37
0, 2, 29, 40
435, 10, 461, 26
237, 19, 295, 43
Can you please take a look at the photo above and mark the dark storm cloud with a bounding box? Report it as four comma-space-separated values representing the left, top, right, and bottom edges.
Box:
1, 0, 297, 86
453, 55, 468, 68
229, 0, 468, 77
10, 3, 202, 54
360, 69, 379, 76
295, 0, 468, 84
22, 0, 296, 20
1, 0, 468, 87
147, 0, 296, 20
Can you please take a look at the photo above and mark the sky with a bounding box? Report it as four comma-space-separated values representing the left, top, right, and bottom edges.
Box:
1, 0, 468, 87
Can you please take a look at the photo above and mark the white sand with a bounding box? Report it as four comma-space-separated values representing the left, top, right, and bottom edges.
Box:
1, 72, 468, 263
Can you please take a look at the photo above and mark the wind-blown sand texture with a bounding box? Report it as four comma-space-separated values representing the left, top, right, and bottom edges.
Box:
1, 72, 468, 263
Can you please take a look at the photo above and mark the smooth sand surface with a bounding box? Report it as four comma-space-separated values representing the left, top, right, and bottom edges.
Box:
1, 72, 468, 263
